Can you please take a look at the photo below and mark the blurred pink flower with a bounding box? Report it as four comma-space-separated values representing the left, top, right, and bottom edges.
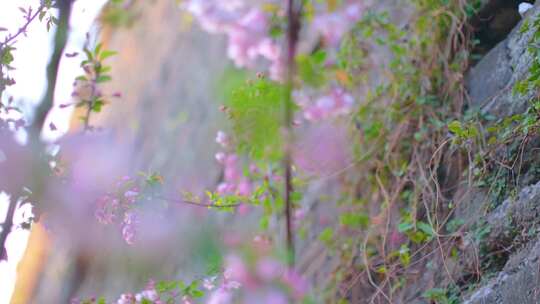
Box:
236, 179, 251, 196
248, 163, 259, 175
237, 203, 251, 215
293, 123, 351, 176
282, 269, 309, 299
215, 152, 226, 164
182, 0, 282, 80
122, 212, 138, 245
224, 254, 249, 284
263, 290, 288, 304
224, 154, 241, 181
116, 293, 135, 304
256, 258, 285, 281
203, 276, 218, 290
216, 131, 230, 148
0, 133, 33, 196
312, 3, 364, 46
207, 288, 233, 304
217, 182, 235, 195
296, 87, 355, 122
135, 289, 159, 302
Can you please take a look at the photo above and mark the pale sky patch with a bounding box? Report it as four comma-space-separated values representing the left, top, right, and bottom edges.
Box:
0, 1, 108, 302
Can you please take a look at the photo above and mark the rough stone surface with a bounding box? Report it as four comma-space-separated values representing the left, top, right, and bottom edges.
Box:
458, 182, 540, 304
466, 1, 539, 117
464, 234, 540, 304
466, 40, 512, 108
395, 2, 540, 303
484, 181, 540, 249
460, 1, 540, 290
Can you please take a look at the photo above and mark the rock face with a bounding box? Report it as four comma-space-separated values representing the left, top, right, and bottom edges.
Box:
463, 183, 540, 304
466, 1, 536, 118
432, 2, 540, 303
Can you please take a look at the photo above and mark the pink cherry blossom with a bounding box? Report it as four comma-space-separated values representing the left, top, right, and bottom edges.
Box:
296, 87, 355, 122
263, 290, 288, 304
282, 269, 309, 299
312, 3, 364, 46
215, 152, 226, 164
203, 276, 218, 290
236, 179, 251, 196
116, 293, 135, 304
256, 258, 285, 281
122, 212, 138, 245
216, 182, 235, 195
135, 289, 159, 302
181, 0, 283, 80
215, 130, 230, 147
224, 254, 249, 284
207, 288, 233, 304
293, 123, 351, 176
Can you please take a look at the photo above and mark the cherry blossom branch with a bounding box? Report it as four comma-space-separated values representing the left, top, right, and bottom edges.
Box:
155, 195, 240, 209
283, 0, 302, 267
0, 4, 46, 104
0, 5, 45, 47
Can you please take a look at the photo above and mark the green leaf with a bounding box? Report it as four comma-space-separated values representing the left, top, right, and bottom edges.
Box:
156, 280, 178, 293
1, 47, 14, 65
96, 75, 112, 83
291, 191, 303, 202
397, 222, 413, 232
417, 222, 435, 238
91, 100, 104, 112
319, 227, 334, 244
99, 50, 117, 61
312, 49, 327, 64
224, 75, 285, 160
259, 216, 269, 230
398, 244, 410, 266
94, 43, 103, 57
82, 47, 93, 61
445, 218, 464, 233
100, 65, 112, 73
339, 213, 369, 228
422, 288, 448, 302
448, 120, 462, 135
297, 52, 326, 87
190, 289, 204, 298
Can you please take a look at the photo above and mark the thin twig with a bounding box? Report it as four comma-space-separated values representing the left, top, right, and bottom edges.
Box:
1, 5, 45, 47
0, 4, 46, 106
0, 197, 19, 261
